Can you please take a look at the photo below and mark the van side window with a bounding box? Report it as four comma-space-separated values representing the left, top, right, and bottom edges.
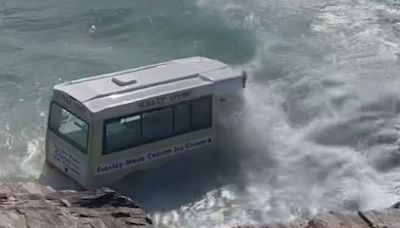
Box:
142, 107, 173, 140
49, 103, 89, 153
174, 103, 190, 134
103, 96, 212, 154
104, 115, 141, 154
191, 97, 212, 130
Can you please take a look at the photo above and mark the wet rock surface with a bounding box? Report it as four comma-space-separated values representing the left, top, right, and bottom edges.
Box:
235, 205, 400, 228
0, 182, 153, 228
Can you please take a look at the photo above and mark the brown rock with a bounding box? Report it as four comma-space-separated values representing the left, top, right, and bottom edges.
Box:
0, 182, 153, 228
235, 206, 400, 228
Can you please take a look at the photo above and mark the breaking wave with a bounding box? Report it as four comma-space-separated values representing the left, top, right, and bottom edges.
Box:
0, 0, 400, 227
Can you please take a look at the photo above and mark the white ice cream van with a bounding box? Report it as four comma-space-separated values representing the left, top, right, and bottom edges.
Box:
45, 56, 246, 189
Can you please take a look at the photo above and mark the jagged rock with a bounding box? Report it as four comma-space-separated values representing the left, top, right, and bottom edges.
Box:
234, 206, 400, 228
0, 182, 153, 228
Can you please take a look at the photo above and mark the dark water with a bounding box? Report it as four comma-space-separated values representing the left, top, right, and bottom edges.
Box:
1, 0, 400, 227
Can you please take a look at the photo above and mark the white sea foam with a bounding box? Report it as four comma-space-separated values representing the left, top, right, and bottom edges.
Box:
1, 0, 400, 227
150, 0, 400, 227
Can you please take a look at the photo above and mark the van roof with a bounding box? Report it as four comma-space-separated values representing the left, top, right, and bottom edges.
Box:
54, 56, 244, 113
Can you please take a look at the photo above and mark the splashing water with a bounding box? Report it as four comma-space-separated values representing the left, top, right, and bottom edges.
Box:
1, 0, 400, 227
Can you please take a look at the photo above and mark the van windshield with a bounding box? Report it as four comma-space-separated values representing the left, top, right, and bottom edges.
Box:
49, 103, 89, 153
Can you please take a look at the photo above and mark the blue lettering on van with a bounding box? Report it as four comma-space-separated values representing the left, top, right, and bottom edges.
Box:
52, 144, 81, 176
96, 136, 213, 175
96, 161, 124, 174
139, 90, 192, 109
125, 156, 145, 166
147, 148, 173, 160
185, 138, 211, 149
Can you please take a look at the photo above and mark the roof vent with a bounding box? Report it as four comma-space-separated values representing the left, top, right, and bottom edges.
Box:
112, 77, 137, 86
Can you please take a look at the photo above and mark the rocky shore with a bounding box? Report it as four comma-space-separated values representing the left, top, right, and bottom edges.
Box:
236, 204, 400, 228
0, 182, 153, 228
3, 182, 400, 228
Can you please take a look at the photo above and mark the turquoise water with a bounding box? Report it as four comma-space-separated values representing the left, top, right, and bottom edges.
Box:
1, 0, 400, 227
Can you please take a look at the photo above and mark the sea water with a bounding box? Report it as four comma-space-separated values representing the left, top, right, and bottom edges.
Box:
0, 0, 400, 227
